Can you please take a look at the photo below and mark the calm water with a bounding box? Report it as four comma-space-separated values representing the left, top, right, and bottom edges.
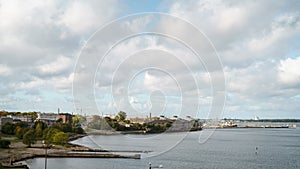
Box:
25, 126, 300, 169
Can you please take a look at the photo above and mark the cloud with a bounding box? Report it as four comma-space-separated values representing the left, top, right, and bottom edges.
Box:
60, 0, 119, 35
37, 55, 73, 75
164, 0, 300, 118
0, 64, 12, 76
278, 56, 300, 86
0, 0, 121, 112
168, 0, 300, 67
1, 0, 299, 118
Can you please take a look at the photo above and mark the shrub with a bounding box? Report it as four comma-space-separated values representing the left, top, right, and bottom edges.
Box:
0, 139, 11, 148
1, 122, 16, 135
74, 127, 84, 134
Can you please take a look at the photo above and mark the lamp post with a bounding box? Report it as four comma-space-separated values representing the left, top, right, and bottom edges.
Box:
42, 140, 47, 169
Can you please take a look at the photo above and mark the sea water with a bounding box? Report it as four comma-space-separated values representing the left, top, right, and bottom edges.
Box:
25, 125, 300, 169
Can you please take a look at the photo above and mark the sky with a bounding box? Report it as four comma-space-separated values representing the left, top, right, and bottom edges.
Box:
0, 0, 300, 119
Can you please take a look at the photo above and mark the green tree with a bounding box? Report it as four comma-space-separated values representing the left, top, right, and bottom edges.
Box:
33, 121, 47, 129
116, 111, 127, 122
16, 127, 30, 139
15, 122, 28, 128
52, 132, 68, 145
44, 128, 59, 144
74, 126, 84, 134
15, 126, 23, 139
61, 123, 72, 133
35, 122, 43, 138
1, 122, 16, 135
22, 129, 36, 147
72, 115, 81, 127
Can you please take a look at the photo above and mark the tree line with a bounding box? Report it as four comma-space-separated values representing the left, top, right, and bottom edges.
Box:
87, 111, 172, 133
1, 116, 84, 148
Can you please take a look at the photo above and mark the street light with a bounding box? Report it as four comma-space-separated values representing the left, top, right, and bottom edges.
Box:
42, 140, 47, 169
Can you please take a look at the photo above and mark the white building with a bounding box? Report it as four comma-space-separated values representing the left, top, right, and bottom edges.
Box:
7, 115, 33, 122
36, 113, 57, 126
37, 113, 57, 121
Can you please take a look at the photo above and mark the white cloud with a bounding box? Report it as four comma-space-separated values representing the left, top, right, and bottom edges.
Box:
37, 55, 73, 75
143, 71, 162, 90
1, 0, 300, 118
60, 1, 98, 34
278, 56, 300, 85
51, 73, 74, 91
0, 64, 12, 76
0, 0, 121, 112
60, 0, 119, 35
11, 78, 44, 90
168, 0, 300, 67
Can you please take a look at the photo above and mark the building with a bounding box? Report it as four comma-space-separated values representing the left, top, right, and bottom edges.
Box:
0, 117, 13, 131
37, 113, 57, 121
57, 113, 73, 124
129, 117, 148, 124
36, 113, 57, 126
7, 115, 33, 123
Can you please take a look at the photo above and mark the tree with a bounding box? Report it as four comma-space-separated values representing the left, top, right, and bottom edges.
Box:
1, 122, 16, 135
116, 111, 127, 122
52, 132, 68, 145
42, 128, 49, 140
77, 115, 87, 124
0, 110, 8, 116
22, 129, 36, 147
61, 123, 72, 133
74, 126, 84, 134
15, 126, 23, 139
44, 128, 59, 144
33, 121, 47, 129
15, 122, 28, 128
15, 127, 30, 139
72, 115, 81, 127
35, 122, 43, 138
0, 140, 10, 148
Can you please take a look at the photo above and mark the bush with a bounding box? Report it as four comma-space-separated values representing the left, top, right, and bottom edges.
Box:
1, 122, 16, 135
0, 139, 11, 148
74, 127, 84, 134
